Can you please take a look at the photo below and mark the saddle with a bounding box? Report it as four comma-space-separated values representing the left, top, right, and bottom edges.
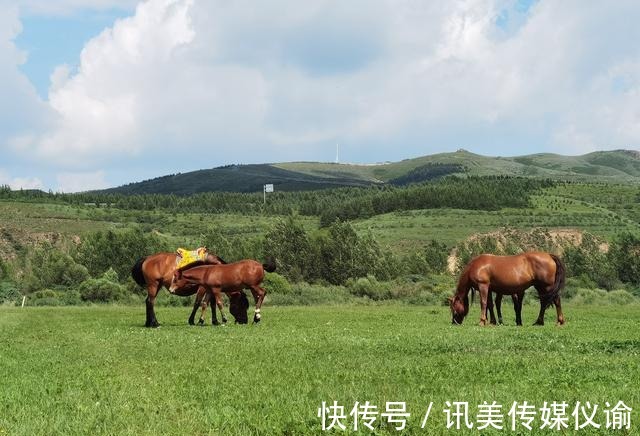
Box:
175, 247, 208, 270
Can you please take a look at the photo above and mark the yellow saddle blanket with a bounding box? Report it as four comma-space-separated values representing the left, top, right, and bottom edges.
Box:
175, 247, 207, 270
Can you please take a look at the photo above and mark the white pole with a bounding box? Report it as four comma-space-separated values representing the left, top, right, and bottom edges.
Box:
263, 185, 266, 204
21, 295, 26, 308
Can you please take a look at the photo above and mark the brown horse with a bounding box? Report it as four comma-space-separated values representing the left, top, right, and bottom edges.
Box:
449, 252, 565, 326
131, 249, 227, 327
170, 258, 276, 324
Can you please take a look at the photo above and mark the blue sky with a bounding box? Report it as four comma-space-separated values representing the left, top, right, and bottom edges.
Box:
16, 8, 132, 99
0, 0, 638, 192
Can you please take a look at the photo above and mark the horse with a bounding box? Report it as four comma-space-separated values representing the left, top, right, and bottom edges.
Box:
131, 249, 229, 327
449, 252, 565, 326
170, 258, 276, 324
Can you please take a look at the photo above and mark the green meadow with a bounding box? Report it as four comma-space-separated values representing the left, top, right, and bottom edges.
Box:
1, 304, 638, 435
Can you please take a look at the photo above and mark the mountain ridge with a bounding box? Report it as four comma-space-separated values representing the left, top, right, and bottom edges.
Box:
96, 149, 640, 195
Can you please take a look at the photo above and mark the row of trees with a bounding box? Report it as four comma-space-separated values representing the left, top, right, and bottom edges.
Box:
1, 221, 639, 305
1, 176, 552, 224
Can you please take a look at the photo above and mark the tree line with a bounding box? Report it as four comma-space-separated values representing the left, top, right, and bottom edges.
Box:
2, 215, 639, 306
0, 176, 553, 224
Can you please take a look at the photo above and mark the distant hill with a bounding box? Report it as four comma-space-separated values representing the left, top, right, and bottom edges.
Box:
97, 149, 640, 195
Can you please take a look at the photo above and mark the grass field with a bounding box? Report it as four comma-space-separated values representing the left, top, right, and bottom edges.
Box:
1, 304, 638, 435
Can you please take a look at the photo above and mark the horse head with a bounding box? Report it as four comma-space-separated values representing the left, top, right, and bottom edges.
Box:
449, 294, 468, 325
169, 270, 187, 293
230, 292, 249, 324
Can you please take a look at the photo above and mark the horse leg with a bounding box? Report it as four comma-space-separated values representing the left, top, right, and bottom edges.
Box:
145, 282, 160, 328
533, 285, 547, 326
250, 286, 266, 323
495, 293, 504, 325
189, 287, 205, 325
554, 295, 565, 326
486, 292, 497, 325
199, 290, 211, 325
478, 283, 489, 326
210, 294, 219, 326
514, 292, 524, 326
213, 288, 228, 324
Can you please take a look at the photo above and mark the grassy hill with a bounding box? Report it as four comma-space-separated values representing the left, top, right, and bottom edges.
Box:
98, 149, 640, 195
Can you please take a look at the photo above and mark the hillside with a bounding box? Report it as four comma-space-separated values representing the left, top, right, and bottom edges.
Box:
97, 149, 640, 195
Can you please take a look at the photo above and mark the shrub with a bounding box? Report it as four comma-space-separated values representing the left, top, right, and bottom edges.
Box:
606, 290, 636, 305
347, 276, 391, 300
21, 243, 90, 292
263, 272, 292, 294
0, 281, 20, 305
571, 288, 608, 305
78, 269, 127, 302
30, 289, 62, 306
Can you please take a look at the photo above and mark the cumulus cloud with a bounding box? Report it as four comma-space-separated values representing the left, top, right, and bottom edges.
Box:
1, 0, 640, 190
56, 170, 108, 192
0, 1, 51, 145
0, 169, 43, 190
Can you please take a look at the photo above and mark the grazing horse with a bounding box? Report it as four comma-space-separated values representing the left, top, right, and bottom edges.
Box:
170, 258, 276, 324
131, 249, 227, 327
449, 252, 565, 326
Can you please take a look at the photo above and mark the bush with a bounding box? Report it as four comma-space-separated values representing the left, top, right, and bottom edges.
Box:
78, 269, 128, 302
347, 276, 391, 301
0, 281, 20, 305
263, 272, 292, 294
30, 289, 62, 306
21, 243, 90, 292
606, 290, 636, 305
76, 227, 169, 279
570, 288, 608, 305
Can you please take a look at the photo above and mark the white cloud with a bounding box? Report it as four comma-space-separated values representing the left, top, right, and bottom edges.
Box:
56, 170, 108, 192
0, 169, 43, 190
0, 1, 51, 147
2, 0, 640, 189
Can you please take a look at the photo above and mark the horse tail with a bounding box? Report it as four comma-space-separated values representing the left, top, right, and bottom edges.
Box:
262, 257, 276, 273
131, 257, 147, 287
544, 254, 565, 308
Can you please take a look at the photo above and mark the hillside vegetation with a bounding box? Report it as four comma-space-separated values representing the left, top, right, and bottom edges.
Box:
1, 172, 640, 308
95, 149, 640, 195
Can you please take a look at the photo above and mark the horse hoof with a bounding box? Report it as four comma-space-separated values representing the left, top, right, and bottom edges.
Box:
188, 320, 195, 326
222, 317, 228, 324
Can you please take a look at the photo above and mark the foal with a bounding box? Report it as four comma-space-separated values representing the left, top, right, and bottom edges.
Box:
170, 258, 276, 324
